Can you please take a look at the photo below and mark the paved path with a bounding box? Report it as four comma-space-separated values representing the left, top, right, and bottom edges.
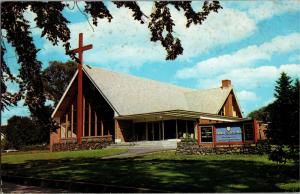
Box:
2, 182, 69, 193
102, 147, 171, 159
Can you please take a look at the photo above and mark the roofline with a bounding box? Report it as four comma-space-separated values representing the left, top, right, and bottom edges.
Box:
87, 65, 195, 92
215, 87, 233, 115
51, 70, 78, 118
199, 116, 242, 122
215, 87, 243, 118
83, 66, 120, 116
115, 109, 246, 121
52, 66, 121, 118
231, 89, 244, 118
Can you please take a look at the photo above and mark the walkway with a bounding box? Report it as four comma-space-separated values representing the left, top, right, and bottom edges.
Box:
103, 139, 178, 159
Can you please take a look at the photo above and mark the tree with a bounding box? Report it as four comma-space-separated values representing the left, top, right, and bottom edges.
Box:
267, 72, 299, 163
42, 61, 77, 106
248, 104, 272, 123
5, 115, 48, 149
1, 1, 222, 131
290, 78, 299, 158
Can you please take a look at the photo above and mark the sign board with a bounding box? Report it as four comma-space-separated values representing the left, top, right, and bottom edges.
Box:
201, 126, 213, 142
216, 125, 242, 142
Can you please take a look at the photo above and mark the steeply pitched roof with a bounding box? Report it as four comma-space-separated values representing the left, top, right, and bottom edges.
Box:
52, 65, 239, 118
82, 65, 234, 116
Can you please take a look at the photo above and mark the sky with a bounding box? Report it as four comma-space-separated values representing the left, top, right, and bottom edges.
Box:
2, 1, 300, 124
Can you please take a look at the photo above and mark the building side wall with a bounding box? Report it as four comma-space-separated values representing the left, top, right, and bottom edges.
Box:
115, 119, 134, 143
225, 93, 233, 116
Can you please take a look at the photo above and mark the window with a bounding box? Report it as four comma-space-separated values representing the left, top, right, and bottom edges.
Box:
219, 106, 226, 116
244, 123, 254, 141
232, 106, 237, 117
201, 126, 213, 143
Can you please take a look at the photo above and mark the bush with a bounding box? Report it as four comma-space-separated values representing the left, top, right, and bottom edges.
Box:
5, 116, 49, 149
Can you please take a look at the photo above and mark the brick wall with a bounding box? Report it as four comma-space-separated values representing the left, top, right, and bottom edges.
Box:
114, 119, 134, 142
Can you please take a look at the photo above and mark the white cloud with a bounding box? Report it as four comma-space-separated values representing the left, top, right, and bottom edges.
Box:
237, 90, 259, 101
279, 64, 300, 77
39, 4, 167, 71
176, 33, 300, 79
171, 8, 256, 59
37, 3, 257, 71
197, 64, 300, 89
247, 1, 300, 22
224, 1, 300, 22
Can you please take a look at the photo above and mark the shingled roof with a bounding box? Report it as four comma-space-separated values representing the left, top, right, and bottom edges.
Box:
82, 65, 233, 116
52, 65, 238, 118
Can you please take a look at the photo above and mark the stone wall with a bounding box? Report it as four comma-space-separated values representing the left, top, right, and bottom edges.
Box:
19, 144, 49, 151
51, 135, 112, 152
176, 139, 269, 155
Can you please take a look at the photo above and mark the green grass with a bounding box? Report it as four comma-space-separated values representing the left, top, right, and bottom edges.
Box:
2, 149, 128, 164
2, 150, 299, 192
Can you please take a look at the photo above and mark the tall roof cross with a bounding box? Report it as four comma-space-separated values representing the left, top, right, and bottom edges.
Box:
71, 33, 93, 144
72, 33, 93, 65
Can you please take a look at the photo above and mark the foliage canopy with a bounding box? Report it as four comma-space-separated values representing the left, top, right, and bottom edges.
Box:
4, 115, 48, 149
1, 1, 222, 131
42, 61, 77, 106
249, 73, 299, 163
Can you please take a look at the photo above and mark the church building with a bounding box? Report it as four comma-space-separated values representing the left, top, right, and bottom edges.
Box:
50, 64, 258, 150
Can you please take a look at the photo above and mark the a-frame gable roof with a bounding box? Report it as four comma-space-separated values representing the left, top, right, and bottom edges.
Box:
83, 65, 192, 116
52, 65, 242, 118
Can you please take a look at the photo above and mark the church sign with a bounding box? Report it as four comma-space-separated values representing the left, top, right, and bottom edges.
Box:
198, 120, 258, 145
216, 126, 242, 142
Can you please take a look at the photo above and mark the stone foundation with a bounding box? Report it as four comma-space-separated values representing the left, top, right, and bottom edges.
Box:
51, 135, 112, 152
176, 139, 269, 155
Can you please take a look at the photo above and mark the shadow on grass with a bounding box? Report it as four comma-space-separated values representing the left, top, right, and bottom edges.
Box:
2, 155, 299, 192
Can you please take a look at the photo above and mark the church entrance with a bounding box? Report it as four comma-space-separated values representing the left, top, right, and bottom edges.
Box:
132, 119, 196, 142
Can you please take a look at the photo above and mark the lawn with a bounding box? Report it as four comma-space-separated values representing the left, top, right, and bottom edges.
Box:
2, 150, 299, 192
2, 148, 128, 164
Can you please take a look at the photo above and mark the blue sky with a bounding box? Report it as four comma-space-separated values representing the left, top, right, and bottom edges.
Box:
2, 1, 300, 124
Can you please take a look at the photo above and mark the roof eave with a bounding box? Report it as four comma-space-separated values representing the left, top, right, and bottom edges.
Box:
115, 109, 246, 121
51, 70, 78, 118
215, 87, 233, 115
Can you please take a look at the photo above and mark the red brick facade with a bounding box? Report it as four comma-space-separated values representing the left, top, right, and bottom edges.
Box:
114, 120, 134, 142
